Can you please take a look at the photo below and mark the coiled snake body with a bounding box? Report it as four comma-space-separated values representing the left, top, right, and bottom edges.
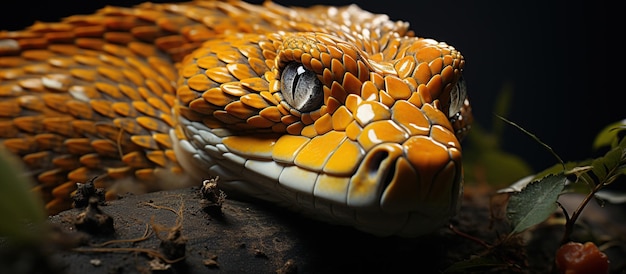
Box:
0, 0, 472, 237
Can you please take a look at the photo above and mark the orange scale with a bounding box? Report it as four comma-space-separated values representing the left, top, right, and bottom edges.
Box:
300, 124, 317, 138
127, 42, 159, 58
403, 136, 451, 193
213, 110, 243, 124
247, 57, 268, 77
300, 113, 314, 125
122, 151, 152, 168
331, 105, 354, 131
22, 151, 52, 168
313, 113, 333, 135
43, 116, 75, 136
357, 120, 408, 151
320, 68, 333, 87
259, 106, 283, 122
71, 120, 96, 136
241, 93, 270, 109
342, 54, 358, 76
121, 69, 145, 87
326, 96, 341, 115
413, 62, 432, 85
51, 154, 80, 170
322, 139, 363, 176
217, 48, 245, 64
440, 65, 455, 84
353, 101, 390, 126
36, 168, 65, 187
294, 131, 345, 172
330, 58, 345, 82
416, 84, 432, 104
247, 115, 275, 128
225, 101, 257, 120
177, 85, 199, 106
181, 63, 202, 79
309, 58, 324, 74
206, 67, 236, 84
360, 81, 379, 101
146, 151, 167, 167
286, 121, 304, 135
47, 56, 76, 68
88, 100, 116, 118
113, 118, 145, 135
384, 75, 411, 100
42, 74, 73, 92
391, 100, 430, 136
221, 82, 250, 97
107, 166, 132, 179
327, 45, 343, 60
0, 121, 18, 138
426, 74, 443, 100
356, 60, 369, 83
430, 124, 460, 148
271, 123, 287, 133
189, 98, 217, 115
164, 149, 178, 162
240, 77, 269, 92
187, 73, 212, 92
147, 97, 171, 113
378, 90, 395, 108
66, 167, 92, 183
222, 135, 277, 159
146, 78, 167, 98
131, 135, 159, 150
137, 116, 169, 133
118, 84, 142, 101
18, 78, 45, 92
227, 63, 257, 80
152, 132, 172, 148
64, 138, 94, 155
421, 103, 454, 132
344, 94, 361, 114
368, 72, 384, 90
34, 133, 65, 151
319, 52, 332, 69
13, 115, 44, 133
394, 56, 416, 79
95, 82, 124, 99
272, 135, 310, 164
112, 102, 138, 117
133, 101, 158, 117
341, 73, 362, 95
427, 55, 444, 75
79, 153, 101, 168
97, 66, 126, 83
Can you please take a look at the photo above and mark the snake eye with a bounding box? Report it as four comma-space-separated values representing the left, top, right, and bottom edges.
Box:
448, 76, 467, 117
280, 62, 324, 113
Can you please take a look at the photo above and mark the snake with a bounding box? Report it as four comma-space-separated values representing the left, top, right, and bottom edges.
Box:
0, 0, 472, 237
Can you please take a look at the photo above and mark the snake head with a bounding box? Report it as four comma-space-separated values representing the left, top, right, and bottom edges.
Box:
174, 3, 472, 237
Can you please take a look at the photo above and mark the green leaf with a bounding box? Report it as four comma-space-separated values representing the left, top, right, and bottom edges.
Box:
0, 147, 46, 242
506, 174, 567, 234
592, 119, 626, 150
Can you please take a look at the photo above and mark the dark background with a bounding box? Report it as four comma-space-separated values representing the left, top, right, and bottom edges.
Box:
1, 0, 624, 172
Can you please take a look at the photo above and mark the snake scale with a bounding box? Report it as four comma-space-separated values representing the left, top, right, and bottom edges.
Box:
0, 0, 472, 237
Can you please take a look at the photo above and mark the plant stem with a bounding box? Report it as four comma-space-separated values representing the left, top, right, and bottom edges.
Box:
559, 181, 605, 245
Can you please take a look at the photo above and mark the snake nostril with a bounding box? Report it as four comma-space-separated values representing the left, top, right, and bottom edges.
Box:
367, 150, 396, 190
368, 150, 396, 189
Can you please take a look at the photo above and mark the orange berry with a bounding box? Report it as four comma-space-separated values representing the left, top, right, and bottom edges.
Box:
555, 242, 609, 274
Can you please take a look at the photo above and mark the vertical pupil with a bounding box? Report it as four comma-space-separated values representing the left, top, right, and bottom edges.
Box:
291, 64, 306, 101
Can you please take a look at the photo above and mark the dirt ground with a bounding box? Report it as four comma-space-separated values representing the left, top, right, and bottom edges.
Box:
1, 184, 624, 274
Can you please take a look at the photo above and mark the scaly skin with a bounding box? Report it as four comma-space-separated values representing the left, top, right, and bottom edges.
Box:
0, 0, 472, 237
